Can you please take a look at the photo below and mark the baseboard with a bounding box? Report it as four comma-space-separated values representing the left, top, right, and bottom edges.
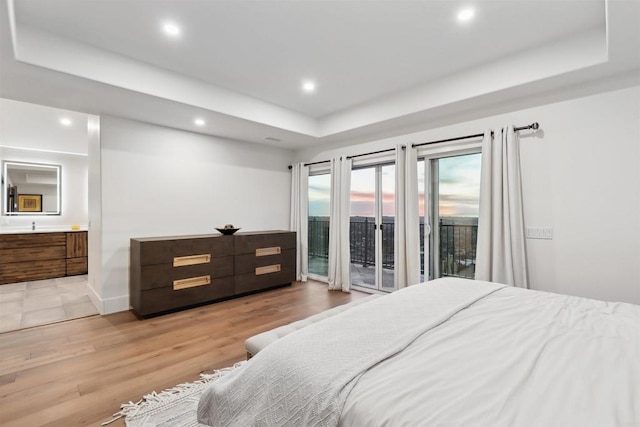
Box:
86, 284, 129, 315
86, 284, 103, 314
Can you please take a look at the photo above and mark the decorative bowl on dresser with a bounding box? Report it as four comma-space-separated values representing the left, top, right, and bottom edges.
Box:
129, 230, 296, 317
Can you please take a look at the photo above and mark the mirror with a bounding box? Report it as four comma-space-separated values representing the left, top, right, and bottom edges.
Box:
2, 161, 61, 215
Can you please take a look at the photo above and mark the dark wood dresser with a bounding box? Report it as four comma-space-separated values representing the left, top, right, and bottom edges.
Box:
129, 230, 296, 317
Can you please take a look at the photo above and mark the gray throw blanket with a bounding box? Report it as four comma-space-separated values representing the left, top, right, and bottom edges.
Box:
198, 278, 505, 426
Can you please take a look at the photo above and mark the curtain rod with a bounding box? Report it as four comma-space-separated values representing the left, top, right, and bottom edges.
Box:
347, 146, 405, 160
286, 122, 539, 170
412, 122, 539, 148
287, 159, 330, 170
287, 145, 405, 170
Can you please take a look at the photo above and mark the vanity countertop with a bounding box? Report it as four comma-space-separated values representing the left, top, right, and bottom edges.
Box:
0, 226, 88, 235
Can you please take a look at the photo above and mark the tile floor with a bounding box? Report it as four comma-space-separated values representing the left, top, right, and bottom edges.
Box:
0, 275, 98, 333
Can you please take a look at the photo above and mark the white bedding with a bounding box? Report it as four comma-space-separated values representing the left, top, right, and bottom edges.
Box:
340, 284, 640, 426
198, 278, 640, 427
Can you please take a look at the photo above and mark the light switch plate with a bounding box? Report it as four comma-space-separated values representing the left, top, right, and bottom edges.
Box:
526, 226, 553, 240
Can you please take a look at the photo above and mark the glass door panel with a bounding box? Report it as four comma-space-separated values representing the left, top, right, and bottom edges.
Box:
435, 154, 480, 279
421, 153, 481, 280
380, 164, 395, 291
308, 173, 331, 277
349, 164, 396, 291
418, 160, 426, 282
350, 167, 376, 288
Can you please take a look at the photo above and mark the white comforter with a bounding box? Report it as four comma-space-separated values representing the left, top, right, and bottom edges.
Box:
198, 278, 640, 427
340, 282, 640, 427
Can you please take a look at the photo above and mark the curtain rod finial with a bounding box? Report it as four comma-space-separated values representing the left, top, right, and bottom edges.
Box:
531, 122, 540, 130
288, 165, 292, 170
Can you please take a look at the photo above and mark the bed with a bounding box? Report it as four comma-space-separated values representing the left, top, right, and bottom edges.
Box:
197, 277, 640, 426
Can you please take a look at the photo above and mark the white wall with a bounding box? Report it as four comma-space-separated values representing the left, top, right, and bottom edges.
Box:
87, 115, 103, 310
296, 86, 640, 304
94, 116, 294, 313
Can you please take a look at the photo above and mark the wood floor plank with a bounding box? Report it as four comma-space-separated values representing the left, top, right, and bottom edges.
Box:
0, 280, 365, 426
0, 342, 96, 377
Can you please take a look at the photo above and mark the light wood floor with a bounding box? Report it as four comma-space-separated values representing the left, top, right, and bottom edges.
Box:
0, 280, 366, 426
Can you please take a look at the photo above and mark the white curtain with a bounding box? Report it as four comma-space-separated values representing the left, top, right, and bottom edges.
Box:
394, 145, 421, 289
328, 157, 352, 292
475, 126, 528, 287
289, 163, 308, 282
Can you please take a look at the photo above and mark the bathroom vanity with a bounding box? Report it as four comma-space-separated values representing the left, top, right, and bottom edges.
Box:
0, 230, 88, 285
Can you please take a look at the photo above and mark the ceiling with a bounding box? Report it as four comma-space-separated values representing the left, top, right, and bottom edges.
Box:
0, 98, 90, 154
0, 0, 638, 150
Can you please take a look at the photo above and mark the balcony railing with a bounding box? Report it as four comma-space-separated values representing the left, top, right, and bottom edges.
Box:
349, 218, 394, 268
308, 216, 477, 279
438, 222, 477, 279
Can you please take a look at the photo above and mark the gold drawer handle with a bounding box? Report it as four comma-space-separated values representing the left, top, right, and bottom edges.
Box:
255, 264, 281, 275
256, 246, 281, 257
173, 254, 211, 267
173, 275, 211, 290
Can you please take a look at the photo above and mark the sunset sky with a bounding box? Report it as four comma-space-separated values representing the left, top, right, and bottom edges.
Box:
308, 153, 481, 218
433, 153, 481, 217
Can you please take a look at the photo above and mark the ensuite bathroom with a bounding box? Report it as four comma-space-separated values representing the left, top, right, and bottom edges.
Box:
0, 98, 97, 332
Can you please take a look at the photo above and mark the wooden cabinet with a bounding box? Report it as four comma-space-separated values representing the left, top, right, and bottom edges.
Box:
129, 231, 296, 317
66, 231, 88, 276
0, 231, 88, 285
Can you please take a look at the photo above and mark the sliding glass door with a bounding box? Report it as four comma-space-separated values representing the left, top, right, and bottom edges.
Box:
307, 149, 479, 286
350, 163, 395, 291
420, 152, 481, 281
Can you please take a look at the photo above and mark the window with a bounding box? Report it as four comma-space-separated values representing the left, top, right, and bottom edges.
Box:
308, 172, 331, 278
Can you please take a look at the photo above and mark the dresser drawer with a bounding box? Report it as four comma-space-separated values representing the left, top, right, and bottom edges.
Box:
234, 266, 295, 295
139, 256, 234, 290
136, 276, 234, 316
137, 236, 232, 266
233, 232, 295, 255
234, 249, 295, 275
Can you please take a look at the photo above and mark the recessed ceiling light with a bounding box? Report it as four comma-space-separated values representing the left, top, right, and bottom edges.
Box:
60, 118, 72, 126
194, 118, 205, 126
163, 22, 181, 37
457, 8, 475, 22
302, 81, 316, 93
